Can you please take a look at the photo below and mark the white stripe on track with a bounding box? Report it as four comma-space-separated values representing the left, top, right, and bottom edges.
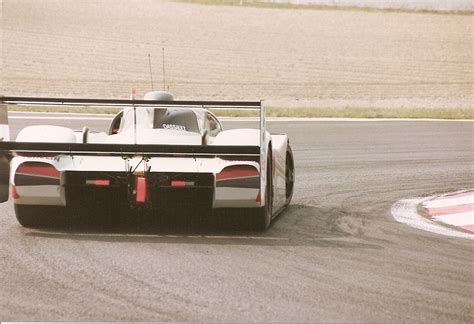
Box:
433, 212, 474, 227
391, 198, 473, 240
9, 116, 112, 121
7, 112, 474, 122
423, 195, 474, 208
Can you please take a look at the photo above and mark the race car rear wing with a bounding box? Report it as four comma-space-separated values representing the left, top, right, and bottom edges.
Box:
0, 96, 261, 109
0, 141, 260, 156
0, 96, 268, 204
0, 96, 266, 155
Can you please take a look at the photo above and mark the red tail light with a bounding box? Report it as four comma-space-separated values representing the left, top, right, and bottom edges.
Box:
86, 179, 110, 186
171, 180, 195, 187
135, 176, 147, 203
171, 180, 186, 187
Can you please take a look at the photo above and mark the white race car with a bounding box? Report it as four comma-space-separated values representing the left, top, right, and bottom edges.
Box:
0, 91, 294, 230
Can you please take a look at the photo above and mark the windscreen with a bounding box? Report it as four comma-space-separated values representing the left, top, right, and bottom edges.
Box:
153, 108, 199, 133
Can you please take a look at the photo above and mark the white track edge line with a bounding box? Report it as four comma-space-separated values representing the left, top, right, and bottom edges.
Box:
7, 112, 474, 122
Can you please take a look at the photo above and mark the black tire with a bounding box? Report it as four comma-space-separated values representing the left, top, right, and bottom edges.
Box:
252, 149, 273, 231
285, 145, 295, 206
15, 204, 64, 228
0, 154, 10, 203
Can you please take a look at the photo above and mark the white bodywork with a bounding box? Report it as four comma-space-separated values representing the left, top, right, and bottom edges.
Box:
1, 93, 292, 219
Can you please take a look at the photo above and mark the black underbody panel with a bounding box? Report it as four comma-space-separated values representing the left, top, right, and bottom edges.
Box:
64, 171, 214, 213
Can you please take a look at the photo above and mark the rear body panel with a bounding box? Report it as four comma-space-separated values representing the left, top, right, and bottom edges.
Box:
10, 155, 262, 210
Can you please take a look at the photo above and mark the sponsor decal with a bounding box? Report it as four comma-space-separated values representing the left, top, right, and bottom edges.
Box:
163, 124, 186, 131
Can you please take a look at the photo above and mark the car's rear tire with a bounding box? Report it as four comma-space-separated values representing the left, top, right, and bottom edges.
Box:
15, 204, 64, 228
285, 145, 295, 206
252, 151, 273, 231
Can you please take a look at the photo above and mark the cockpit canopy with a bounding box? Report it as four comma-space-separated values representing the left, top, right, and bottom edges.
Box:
153, 108, 200, 132
120, 107, 202, 134
110, 91, 222, 137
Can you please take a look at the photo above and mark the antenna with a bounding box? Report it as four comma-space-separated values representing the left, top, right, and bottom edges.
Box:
162, 47, 166, 91
148, 54, 154, 91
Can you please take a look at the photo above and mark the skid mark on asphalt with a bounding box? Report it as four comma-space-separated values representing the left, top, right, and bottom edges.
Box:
24, 230, 380, 249
24, 230, 382, 249
13, 203, 383, 249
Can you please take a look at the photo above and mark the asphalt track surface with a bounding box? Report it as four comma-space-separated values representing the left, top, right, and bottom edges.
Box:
1, 113, 473, 322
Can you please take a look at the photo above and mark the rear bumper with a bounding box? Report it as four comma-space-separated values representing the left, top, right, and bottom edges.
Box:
13, 169, 261, 210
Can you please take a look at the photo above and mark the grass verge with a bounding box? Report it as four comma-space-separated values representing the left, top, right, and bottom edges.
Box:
8, 105, 473, 119
174, 0, 473, 16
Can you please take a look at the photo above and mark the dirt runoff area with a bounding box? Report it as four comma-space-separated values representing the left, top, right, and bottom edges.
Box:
1, 0, 472, 110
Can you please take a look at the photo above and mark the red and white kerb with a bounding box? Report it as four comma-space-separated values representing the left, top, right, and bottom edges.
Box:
423, 191, 474, 233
